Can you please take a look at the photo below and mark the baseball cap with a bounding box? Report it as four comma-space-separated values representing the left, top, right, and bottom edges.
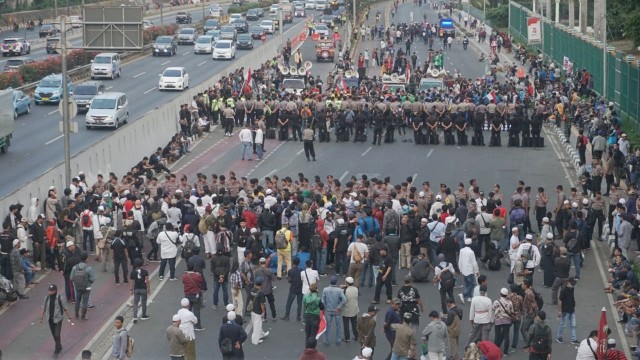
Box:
181, 298, 190, 307
391, 297, 401, 305
66, 241, 75, 248
367, 305, 380, 313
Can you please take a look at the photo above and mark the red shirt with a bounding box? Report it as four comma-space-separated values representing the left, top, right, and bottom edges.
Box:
478, 341, 503, 360
182, 271, 206, 296
242, 209, 258, 229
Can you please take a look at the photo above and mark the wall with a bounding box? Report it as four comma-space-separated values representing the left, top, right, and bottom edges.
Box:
0, 18, 307, 216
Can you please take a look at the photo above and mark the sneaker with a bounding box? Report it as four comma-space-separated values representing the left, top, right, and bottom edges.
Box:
133, 318, 138, 324
169, 277, 177, 281
212, 305, 218, 310
140, 315, 150, 321
458, 293, 465, 304
158, 276, 164, 280
571, 340, 580, 345
195, 327, 205, 331
262, 331, 270, 338
556, 338, 564, 344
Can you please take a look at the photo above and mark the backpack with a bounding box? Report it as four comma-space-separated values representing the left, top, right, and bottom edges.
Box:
126, 334, 134, 357
181, 234, 196, 259
488, 254, 502, 270
311, 234, 322, 251
530, 324, 550, 353
220, 337, 234, 354
122, 220, 137, 248
275, 230, 288, 249
81, 211, 92, 228
216, 231, 231, 254
436, 263, 455, 290
198, 216, 208, 234
72, 264, 89, 291
533, 289, 544, 310
523, 243, 534, 261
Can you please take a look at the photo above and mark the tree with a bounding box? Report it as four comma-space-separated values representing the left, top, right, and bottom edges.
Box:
486, 4, 508, 29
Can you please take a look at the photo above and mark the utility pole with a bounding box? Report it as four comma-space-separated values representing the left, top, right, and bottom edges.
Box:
61, 18, 71, 187
602, 3, 607, 98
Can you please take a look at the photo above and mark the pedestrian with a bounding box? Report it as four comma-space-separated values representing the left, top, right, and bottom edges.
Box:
444, 297, 463, 360
397, 276, 424, 330
229, 258, 244, 319
130, 258, 150, 323
357, 305, 378, 354
342, 277, 359, 343
157, 223, 180, 280
9, 239, 27, 299
422, 310, 450, 360
390, 312, 416, 360
458, 237, 479, 304
493, 287, 514, 355
301, 259, 320, 296
70, 252, 95, 320
434, 253, 456, 313
282, 256, 303, 321
177, 298, 198, 360
556, 276, 579, 344
111, 316, 128, 360
211, 244, 230, 309
182, 261, 206, 331
249, 276, 270, 345
61, 240, 79, 302
372, 246, 393, 304
275, 222, 293, 280
467, 284, 494, 345
40, 284, 74, 358
218, 311, 248, 360
110, 230, 129, 285
303, 125, 316, 161
299, 337, 328, 360
240, 250, 254, 316
539, 233, 557, 287
521, 279, 539, 345
322, 275, 346, 345
239, 123, 254, 161
253, 257, 277, 321
507, 283, 524, 352
303, 282, 322, 341
383, 298, 402, 360
526, 310, 552, 359
167, 314, 188, 360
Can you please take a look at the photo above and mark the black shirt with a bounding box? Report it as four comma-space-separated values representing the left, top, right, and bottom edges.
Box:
251, 287, 265, 315
287, 267, 303, 294
130, 268, 149, 290
559, 285, 576, 313
378, 255, 392, 279
110, 237, 128, 260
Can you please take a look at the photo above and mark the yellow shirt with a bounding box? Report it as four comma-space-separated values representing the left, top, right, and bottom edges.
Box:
276, 228, 292, 251
555, 102, 564, 115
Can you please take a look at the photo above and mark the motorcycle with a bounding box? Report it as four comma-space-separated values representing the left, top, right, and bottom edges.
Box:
27, 20, 35, 30
0, 274, 18, 306
13, 22, 19, 32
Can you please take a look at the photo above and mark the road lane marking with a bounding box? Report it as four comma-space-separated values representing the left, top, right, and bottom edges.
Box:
45, 134, 63, 145
182, 51, 190, 55
161, 60, 171, 65
361, 146, 372, 156
296, 149, 304, 155
263, 168, 278, 179
143, 87, 156, 94
339, 170, 348, 182
427, 149, 433, 158
47, 109, 58, 115
411, 173, 418, 182
197, 61, 207, 67
106, 86, 113, 90
133, 72, 145, 78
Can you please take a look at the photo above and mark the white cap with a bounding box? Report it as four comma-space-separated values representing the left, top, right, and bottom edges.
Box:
435, 195, 442, 200
525, 234, 533, 240
362, 347, 373, 357
66, 241, 75, 247
546, 233, 554, 239
609, 102, 614, 106
337, 218, 345, 225
571, 202, 578, 208
500, 288, 509, 296
172, 314, 181, 322
226, 304, 235, 312
227, 311, 236, 321
419, 191, 425, 198
350, 192, 357, 197
354, 200, 360, 207
324, 202, 332, 209
181, 298, 190, 307
98, 206, 104, 211
345, 277, 354, 284
49, 185, 56, 190
512, 227, 519, 232
175, 189, 183, 193
620, 198, 627, 205
124, 190, 130, 195
250, 227, 258, 234
563, 200, 570, 205
582, 198, 589, 205
464, 238, 472, 245
12, 239, 19, 246
542, 217, 549, 223
265, 189, 273, 195
421, 218, 428, 223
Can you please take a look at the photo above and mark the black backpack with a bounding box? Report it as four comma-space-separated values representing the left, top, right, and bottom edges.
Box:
311, 234, 322, 251
488, 254, 502, 270
530, 323, 550, 353
72, 264, 89, 291
181, 234, 196, 259
437, 263, 455, 290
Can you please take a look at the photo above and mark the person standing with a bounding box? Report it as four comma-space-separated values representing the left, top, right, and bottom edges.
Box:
458, 238, 479, 304
422, 310, 450, 360
130, 258, 150, 323
551, 246, 571, 304
391, 313, 416, 360
10, 239, 27, 299
229, 259, 244, 320
301, 259, 320, 296
70, 252, 95, 320
218, 311, 248, 360
254, 257, 277, 321
303, 125, 316, 161
240, 250, 254, 316
322, 275, 347, 345
303, 282, 323, 341
282, 256, 303, 321
239, 123, 254, 161
467, 285, 494, 345
112, 316, 128, 360
182, 263, 207, 331
249, 276, 270, 345
507, 283, 524, 352
527, 311, 552, 360
357, 305, 378, 354
444, 298, 463, 360
40, 284, 74, 358
167, 314, 188, 360
434, 254, 456, 313
157, 223, 180, 280
556, 277, 579, 344
300, 337, 328, 360
254, 126, 264, 160
275, 222, 293, 280
110, 230, 129, 285
342, 277, 360, 343
492, 288, 514, 355
383, 298, 402, 360
177, 298, 198, 360
397, 276, 424, 330
211, 245, 230, 309
372, 246, 393, 304
347, 234, 368, 288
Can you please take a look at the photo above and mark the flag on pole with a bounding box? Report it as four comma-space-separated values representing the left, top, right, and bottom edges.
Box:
242, 68, 252, 95
596, 307, 608, 360
316, 310, 327, 340
484, 90, 496, 103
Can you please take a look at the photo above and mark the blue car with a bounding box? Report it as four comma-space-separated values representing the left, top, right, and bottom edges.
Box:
33, 74, 75, 105
12, 90, 30, 118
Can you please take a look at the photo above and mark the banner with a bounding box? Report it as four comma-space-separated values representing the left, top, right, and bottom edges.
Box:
527, 17, 542, 44
596, 308, 608, 360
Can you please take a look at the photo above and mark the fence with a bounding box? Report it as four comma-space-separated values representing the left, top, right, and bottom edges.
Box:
509, 1, 640, 124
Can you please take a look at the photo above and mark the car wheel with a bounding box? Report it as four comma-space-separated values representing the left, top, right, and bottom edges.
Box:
13, 109, 18, 119
86, 125, 92, 130
114, 119, 119, 129
124, 113, 129, 124
26, 104, 30, 114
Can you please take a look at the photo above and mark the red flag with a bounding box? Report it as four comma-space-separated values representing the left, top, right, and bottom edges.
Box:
316, 310, 327, 339
596, 307, 608, 360
242, 68, 252, 95
405, 63, 411, 84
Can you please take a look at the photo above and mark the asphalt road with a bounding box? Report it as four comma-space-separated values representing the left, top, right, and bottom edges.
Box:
0, 9, 306, 198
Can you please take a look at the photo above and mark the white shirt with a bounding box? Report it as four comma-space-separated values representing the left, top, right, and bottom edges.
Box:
469, 295, 494, 324
475, 213, 493, 234
508, 235, 521, 271
458, 246, 478, 276
515, 242, 541, 268
576, 338, 598, 360
347, 242, 368, 264
264, 195, 277, 208
177, 308, 198, 341
238, 128, 253, 143
301, 268, 319, 295
157, 230, 180, 259
93, 214, 112, 239
255, 129, 264, 144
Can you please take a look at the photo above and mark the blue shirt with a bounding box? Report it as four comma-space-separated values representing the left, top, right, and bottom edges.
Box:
384, 307, 402, 342
321, 285, 346, 315
296, 252, 310, 269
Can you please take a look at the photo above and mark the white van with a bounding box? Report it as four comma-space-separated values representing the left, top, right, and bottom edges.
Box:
90, 52, 121, 80
85, 92, 129, 130
315, 0, 327, 10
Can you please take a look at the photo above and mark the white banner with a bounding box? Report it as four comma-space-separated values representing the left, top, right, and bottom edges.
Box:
527, 17, 542, 44
563, 56, 574, 74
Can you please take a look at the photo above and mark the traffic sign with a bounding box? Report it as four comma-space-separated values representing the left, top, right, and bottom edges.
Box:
58, 98, 78, 120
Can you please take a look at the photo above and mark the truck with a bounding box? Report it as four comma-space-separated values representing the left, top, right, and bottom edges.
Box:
281, 3, 293, 23
0, 90, 15, 153
438, 17, 455, 39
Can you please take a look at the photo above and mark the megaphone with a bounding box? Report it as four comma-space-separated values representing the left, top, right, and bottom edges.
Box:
304, 61, 313, 70
345, 70, 354, 78
281, 66, 290, 75
298, 67, 306, 75
290, 66, 298, 75
278, 63, 286, 72
430, 68, 440, 77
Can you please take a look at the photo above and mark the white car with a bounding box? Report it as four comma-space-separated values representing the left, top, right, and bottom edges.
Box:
209, 4, 224, 17
229, 13, 242, 22
260, 20, 275, 34
85, 92, 129, 130
305, 0, 315, 9
158, 67, 190, 91
143, 20, 154, 29
194, 35, 214, 54
212, 40, 236, 60
70, 16, 82, 28
315, 0, 327, 9
315, 24, 329, 37
269, 4, 280, 14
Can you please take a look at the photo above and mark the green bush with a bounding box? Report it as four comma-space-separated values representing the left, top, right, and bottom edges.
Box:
227, 0, 274, 14
486, 4, 508, 29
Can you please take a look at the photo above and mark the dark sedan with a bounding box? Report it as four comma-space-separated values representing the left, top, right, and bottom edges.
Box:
39, 24, 60, 38
236, 34, 254, 50
231, 19, 249, 33
246, 8, 260, 21
249, 25, 265, 39
175, 12, 192, 24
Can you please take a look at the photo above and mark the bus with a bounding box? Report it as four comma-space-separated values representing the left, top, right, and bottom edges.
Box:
439, 17, 455, 39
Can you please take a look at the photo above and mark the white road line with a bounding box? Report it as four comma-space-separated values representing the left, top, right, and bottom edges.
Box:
106, 86, 113, 90
161, 60, 171, 65
133, 72, 145, 78
263, 168, 278, 179
47, 109, 58, 115
411, 173, 418, 182
182, 51, 190, 56
143, 87, 156, 94
427, 149, 434, 158
197, 61, 207, 67
296, 149, 304, 155
339, 170, 349, 182
361, 146, 372, 156
44, 134, 63, 145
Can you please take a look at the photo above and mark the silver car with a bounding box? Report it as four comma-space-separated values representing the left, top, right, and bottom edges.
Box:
73, 80, 106, 112
177, 27, 197, 45
193, 35, 214, 54
85, 92, 129, 130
